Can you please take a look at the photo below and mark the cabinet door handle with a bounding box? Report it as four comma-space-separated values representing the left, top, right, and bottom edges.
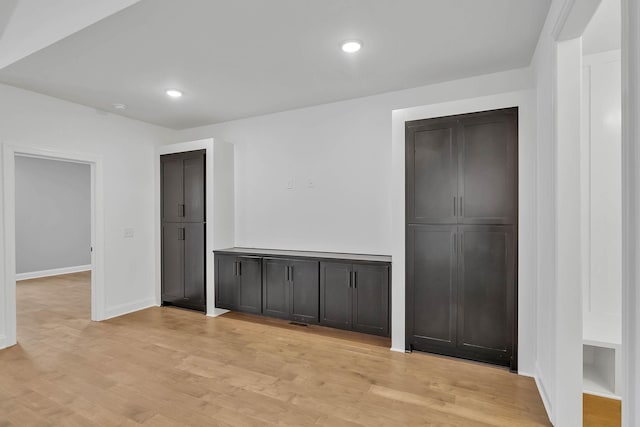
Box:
178, 203, 185, 217
238, 262, 242, 276
353, 271, 357, 289
453, 233, 456, 254
285, 265, 289, 281
348, 271, 352, 288
460, 197, 463, 217
289, 266, 293, 282
453, 196, 456, 216
178, 228, 185, 241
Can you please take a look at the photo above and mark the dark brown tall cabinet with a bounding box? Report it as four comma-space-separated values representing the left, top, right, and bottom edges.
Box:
161, 150, 206, 312
405, 108, 518, 370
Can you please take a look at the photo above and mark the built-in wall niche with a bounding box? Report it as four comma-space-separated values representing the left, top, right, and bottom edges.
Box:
583, 343, 621, 398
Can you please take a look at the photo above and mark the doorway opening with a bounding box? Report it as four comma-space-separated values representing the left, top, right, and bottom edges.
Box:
14, 155, 93, 341
2, 144, 103, 348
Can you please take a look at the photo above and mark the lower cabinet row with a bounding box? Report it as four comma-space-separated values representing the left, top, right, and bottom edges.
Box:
214, 254, 390, 337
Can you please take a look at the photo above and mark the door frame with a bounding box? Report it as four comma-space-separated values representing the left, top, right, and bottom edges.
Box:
391, 90, 535, 373
1, 143, 104, 348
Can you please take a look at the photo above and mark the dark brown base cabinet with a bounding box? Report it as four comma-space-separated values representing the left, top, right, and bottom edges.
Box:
263, 258, 320, 324
320, 262, 390, 337
215, 255, 262, 314
214, 249, 391, 337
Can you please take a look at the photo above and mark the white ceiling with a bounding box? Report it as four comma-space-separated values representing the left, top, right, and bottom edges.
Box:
0, 0, 141, 69
582, 0, 620, 55
0, 0, 551, 129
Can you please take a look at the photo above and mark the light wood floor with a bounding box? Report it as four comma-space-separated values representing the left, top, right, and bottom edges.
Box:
0, 272, 552, 426
583, 394, 621, 427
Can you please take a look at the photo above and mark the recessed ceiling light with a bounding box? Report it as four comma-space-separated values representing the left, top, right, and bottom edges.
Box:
166, 89, 183, 98
112, 103, 127, 110
341, 40, 362, 53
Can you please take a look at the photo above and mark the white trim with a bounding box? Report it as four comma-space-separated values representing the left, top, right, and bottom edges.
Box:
583, 49, 622, 66
103, 297, 157, 320
16, 265, 92, 281
551, 0, 576, 40
389, 348, 407, 353
534, 366, 554, 426
1, 143, 104, 350
621, 0, 640, 424
583, 390, 623, 401
0, 335, 5, 349
206, 308, 229, 317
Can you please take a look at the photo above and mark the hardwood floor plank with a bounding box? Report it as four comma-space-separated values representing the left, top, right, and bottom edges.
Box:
583, 394, 621, 427
0, 272, 551, 426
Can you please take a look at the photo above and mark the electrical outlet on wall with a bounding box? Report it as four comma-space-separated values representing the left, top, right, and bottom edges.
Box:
307, 179, 315, 188
124, 228, 134, 238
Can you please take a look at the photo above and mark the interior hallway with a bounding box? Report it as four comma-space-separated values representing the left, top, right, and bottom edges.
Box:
1, 272, 551, 426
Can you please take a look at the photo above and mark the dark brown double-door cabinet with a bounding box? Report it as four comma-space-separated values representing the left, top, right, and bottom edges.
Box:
161, 150, 206, 312
215, 255, 263, 314
215, 253, 390, 337
320, 262, 389, 337
406, 108, 518, 369
263, 258, 320, 324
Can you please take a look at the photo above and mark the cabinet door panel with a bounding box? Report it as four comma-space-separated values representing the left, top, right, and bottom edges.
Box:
183, 152, 205, 222
262, 258, 290, 319
407, 225, 457, 350
290, 260, 319, 324
215, 255, 237, 310
237, 257, 262, 314
161, 154, 184, 223
457, 225, 514, 364
352, 263, 389, 336
161, 223, 185, 302
406, 120, 458, 224
459, 112, 517, 224
320, 262, 352, 330
184, 223, 205, 308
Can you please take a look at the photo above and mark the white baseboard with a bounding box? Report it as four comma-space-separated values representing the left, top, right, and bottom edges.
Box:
16, 265, 92, 281
390, 347, 407, 353
534, 365, 554, 426
0, 335, 6, 350
104, 298, 157, 320
207, 308, 229, 317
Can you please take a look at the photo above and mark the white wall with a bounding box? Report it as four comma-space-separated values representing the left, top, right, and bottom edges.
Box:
531, 0, 599, 423
177, 68, 533, 255
531, 1, 562, 422
581, 50, 622, 341
555, 37, 584, 427
15, 156, 91, 275
0, 83, 175, 348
